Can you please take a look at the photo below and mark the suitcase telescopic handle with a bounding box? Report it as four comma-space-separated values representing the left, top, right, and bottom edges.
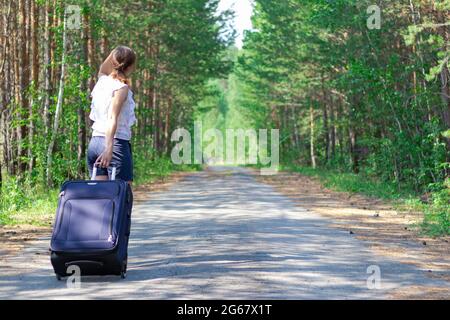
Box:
91, 164, 117, 181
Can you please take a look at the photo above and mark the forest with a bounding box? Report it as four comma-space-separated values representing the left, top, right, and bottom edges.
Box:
0, 0, 234, 223
199, 0, 450, 235
0, 0, 449, 234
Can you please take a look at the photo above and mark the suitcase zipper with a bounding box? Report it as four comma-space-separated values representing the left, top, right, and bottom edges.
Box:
108, 202, 116, 243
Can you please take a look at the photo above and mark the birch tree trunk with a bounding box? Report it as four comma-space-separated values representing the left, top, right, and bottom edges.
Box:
46, 8, 67, 187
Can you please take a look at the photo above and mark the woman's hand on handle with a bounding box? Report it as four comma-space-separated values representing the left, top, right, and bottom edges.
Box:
95, 147, 113, 168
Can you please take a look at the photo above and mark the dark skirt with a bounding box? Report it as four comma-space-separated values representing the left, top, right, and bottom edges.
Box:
87, 136, 134, 181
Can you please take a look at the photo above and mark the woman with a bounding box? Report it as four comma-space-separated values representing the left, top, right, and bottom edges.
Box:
87, 46, 137, 184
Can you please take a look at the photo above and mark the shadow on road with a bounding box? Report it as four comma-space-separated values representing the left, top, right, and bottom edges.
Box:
0, 167, 447, 299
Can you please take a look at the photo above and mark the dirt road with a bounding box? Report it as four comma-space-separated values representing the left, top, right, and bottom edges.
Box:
0, 167, 448, 299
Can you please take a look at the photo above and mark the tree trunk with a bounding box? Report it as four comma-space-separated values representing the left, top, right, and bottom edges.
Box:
152, 68, 159, 152
46, 8, 67, 187
50, 0, 58, 86
349, 128, 358, 173
321, 75, 330, 162
28, 0, 39, 174
440, 67, 450, 127
291, 105, 300, 151
0, 0, 11, 75
336, 96, 344, 158
43, 0, 52, 137
329, 97, 336, 159
164, 95, 172, 155
17, 0, 30, 176
310, 104, 316, 169
76, 12, 90, 178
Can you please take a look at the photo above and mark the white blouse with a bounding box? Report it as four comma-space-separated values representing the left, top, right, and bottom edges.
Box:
89, 75, 137, 141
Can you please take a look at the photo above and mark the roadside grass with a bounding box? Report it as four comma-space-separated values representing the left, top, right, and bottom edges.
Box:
0, 182, 59, 227
0, 157, 200, 227
286, 165, 413, 199
417, 186, 450, 237
284, 165, 450, 237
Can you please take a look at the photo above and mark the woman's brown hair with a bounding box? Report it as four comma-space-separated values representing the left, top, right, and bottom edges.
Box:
110, 46, 136, 85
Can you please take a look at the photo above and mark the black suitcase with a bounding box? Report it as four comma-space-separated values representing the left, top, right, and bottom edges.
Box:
50, 167, 133, 280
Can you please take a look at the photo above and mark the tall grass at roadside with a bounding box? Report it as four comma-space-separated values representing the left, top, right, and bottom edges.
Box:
0, 156, 199, 226
285, 165, 449, 236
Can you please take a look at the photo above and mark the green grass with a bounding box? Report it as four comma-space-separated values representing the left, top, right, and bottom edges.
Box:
419, 187, 450, 237
0, 157, 200, 227
3, 160, 447, 236
0, 180, 59, 227
285, 165, 415, 200
284, 165, 449, 237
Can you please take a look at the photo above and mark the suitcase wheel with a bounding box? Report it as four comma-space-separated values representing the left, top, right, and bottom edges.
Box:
56, 274, 63, 281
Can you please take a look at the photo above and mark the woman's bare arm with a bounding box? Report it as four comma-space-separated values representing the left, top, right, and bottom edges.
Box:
98, 52, 115, 77
95, 86, 129, 168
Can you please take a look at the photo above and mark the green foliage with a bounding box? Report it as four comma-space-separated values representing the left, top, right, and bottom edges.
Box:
0, 156, 197, 226
133, 154, 177, 186
288, 165, 449, 236
232, 0, 450, 235
0, 0, 231, 225
0, 177, 29, 218
0, 176, 58, 226
421, 180, 450, 236
287, 165, 413, 200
